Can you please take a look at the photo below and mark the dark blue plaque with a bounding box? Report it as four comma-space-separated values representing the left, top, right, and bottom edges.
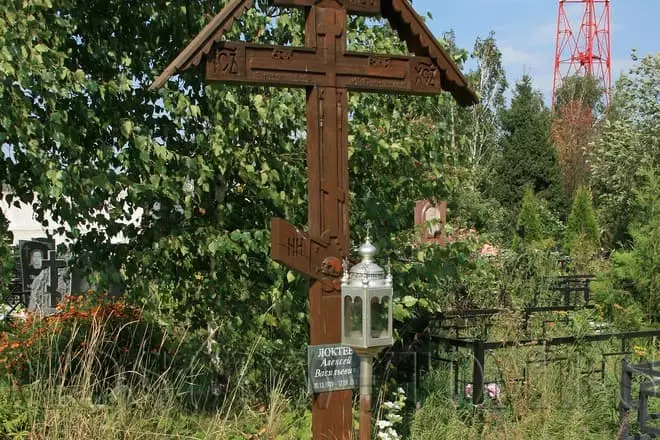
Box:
308, 343, 359, 393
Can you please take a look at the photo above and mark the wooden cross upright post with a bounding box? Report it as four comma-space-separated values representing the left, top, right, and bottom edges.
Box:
151, 1, 476, 438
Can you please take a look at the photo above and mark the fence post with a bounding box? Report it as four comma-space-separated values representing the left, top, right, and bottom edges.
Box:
472, 339, 485, 406
413, 351, 418, 406
619, 358, 632, 435
453, 349, 459, 399
584, 278, 591, 304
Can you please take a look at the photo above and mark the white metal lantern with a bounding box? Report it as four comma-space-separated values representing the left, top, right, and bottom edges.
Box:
341, 235, 393, 350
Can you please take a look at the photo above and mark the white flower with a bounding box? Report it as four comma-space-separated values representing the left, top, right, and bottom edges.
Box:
377, 389, 406, 440
377, 420, 393, 430
383, 401, 397, 410
387, 414, 403, 424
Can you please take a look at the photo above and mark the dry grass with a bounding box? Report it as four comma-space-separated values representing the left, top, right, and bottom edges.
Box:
410, 335, 658, 440
0, 311, 305, 439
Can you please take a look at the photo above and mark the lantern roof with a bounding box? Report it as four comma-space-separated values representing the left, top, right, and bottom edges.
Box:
343, 228, 392, 287
350, 238, 384, 279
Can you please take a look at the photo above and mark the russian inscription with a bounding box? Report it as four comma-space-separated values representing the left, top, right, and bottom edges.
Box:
308, 344, 360, 393
415, 62, 439, 87
288, 236, 304, 257
272, 48, 293, 60
214, 48, 238, 75
368, 56, 391, 69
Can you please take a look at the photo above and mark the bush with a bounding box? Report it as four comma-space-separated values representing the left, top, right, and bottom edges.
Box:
0, 212, 13, 299
591, 168, 658, 324
513, 186, 543, 250
563, 186, 600, 272
564, 186, 599, 251
0, 293, 177, 397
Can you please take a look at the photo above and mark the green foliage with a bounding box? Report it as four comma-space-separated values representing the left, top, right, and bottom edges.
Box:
0, 211, 12, 299
554, 74, 603, 111
594, 168, 659, 323
513, 186, 543, 249
563, 185, 599, 270
490, 75, 566, 216
0, 385, 29, 437
536, 198, 565, 243
591, 53, 660, 248
0, 0, 486, 398
448, 180, 511, 244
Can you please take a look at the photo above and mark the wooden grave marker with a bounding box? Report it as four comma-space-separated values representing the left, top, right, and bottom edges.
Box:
151, 1, 476, 437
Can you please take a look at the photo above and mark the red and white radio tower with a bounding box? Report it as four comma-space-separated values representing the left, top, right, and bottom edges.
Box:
552, 0, 612, 108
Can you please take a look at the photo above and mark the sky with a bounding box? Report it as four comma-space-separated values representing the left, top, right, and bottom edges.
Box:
412, 0, 660, 104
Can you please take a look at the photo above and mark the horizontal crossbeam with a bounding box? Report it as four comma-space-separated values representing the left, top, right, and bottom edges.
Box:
270, 217, 342, 280
206, 42, 441, 95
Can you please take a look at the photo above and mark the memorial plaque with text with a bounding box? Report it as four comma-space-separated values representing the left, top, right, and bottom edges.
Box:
308, 344, 359, 393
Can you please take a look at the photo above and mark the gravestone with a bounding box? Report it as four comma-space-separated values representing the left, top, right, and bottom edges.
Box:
151, 1, 476, 437
28, 250, 69, 314
19, 239, 55, 291
414, 199, 447, 245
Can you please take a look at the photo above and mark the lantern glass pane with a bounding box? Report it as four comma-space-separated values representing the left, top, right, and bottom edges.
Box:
370, 296, 388, 338
345, 296, 363, 338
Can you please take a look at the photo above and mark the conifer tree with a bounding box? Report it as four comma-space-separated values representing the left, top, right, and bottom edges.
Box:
492, 75, 566, 215
564, 185, 600, 251
513, 186, 543, 249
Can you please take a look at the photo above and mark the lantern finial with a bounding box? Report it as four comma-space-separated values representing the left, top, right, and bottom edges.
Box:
358, 222, 377, 263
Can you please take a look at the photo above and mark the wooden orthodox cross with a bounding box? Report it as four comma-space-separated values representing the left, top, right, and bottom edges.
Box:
151, 0, 475, 438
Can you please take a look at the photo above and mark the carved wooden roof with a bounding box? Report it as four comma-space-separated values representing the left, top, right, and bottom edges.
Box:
150, 0, 477, 105
150, 0, 254, 90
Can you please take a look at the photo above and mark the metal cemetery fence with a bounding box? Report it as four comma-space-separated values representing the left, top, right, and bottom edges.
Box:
436, 274, 597, 341
432, 329, 660, 406
386, 275, 660, 409
620, 359, 660, 439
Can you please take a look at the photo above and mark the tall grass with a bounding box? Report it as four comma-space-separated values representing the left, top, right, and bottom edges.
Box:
0, 294, 655, 439
0, 298, 308, 439
410, 337, 658, 440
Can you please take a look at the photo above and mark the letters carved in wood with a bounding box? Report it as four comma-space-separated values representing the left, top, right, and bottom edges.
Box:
212, 47, 240, 75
